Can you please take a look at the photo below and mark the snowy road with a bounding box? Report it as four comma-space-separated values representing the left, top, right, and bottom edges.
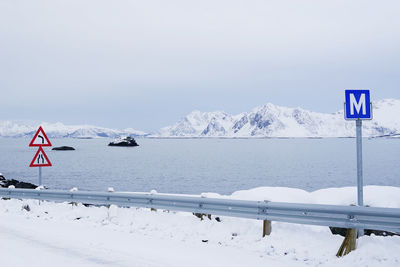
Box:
0, 208, 286, 267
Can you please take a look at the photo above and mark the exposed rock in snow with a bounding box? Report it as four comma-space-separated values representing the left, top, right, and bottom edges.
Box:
158, 110, 234, 137
155, 99, 400, 138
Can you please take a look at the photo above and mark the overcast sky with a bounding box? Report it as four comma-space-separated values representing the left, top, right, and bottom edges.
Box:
1, 0, 399, 131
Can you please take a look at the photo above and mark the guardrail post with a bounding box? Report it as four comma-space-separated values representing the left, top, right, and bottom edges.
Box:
150, 190, 157, 212
263, 220, 272, 237
336, 228, 357, 257
70, 187, 78, 206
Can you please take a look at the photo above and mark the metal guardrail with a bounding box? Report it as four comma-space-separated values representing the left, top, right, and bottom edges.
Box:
1, 188, 400, 233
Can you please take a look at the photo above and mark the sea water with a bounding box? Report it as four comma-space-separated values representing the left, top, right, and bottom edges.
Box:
0, 138, 399, 194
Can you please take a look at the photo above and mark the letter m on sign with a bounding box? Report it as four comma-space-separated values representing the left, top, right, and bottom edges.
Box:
345, 90, 372, 120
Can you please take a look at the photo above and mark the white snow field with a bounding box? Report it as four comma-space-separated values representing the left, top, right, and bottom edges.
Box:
1, 186, 400, 267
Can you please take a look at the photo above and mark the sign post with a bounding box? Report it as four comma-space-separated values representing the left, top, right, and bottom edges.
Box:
344, 89, 372, 236
29, 126, 52, 186
356, 119, 363, 207
39, 166, 42, 187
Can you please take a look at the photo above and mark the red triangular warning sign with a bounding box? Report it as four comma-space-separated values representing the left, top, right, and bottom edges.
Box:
29, 147, 52, 167
29, 126, 52, 147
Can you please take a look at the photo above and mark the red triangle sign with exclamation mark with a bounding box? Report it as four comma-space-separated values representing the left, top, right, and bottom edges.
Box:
29, 126, 52, 147
30, 147, 52, 167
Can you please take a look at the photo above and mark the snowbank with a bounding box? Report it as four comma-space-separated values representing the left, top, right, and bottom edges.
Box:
192, 185, 400, 208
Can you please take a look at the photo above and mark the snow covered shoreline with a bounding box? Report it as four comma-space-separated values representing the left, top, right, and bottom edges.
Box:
1, 186, 399, 266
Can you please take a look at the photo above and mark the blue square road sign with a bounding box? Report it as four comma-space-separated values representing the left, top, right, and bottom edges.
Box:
345, 90, 372, 120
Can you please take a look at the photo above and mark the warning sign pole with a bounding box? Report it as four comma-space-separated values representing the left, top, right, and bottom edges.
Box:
39, 166, 42, 186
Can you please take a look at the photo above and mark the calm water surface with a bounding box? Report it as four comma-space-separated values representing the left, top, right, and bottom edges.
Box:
0, 138, 399, 194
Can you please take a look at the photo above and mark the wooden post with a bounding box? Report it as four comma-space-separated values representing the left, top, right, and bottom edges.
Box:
263, 220, 272, 237
336, 228, 357, 257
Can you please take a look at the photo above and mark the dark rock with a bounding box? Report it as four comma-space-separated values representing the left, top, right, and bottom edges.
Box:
108, 136, 139, 147
0, 174, 37, 189
52, 146, 75, 151
22, 204, 30, 212
329, 226, 400, 237
365, 229, 400, 236
193, 213, 211, 220
2, 179, 37, 189
330, 227, 348, 237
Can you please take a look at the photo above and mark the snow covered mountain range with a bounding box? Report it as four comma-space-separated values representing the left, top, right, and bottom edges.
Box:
156, 99, 400, 138
0, 121, 147, 139
1, 99, 399, 138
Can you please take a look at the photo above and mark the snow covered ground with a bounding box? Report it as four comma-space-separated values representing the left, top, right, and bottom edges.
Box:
1, 186, 400, 267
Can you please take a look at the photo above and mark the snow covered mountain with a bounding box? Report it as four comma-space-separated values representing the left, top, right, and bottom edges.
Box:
156, 99, 400, 138
3, 99, 399, 138
0, 121, 147, 138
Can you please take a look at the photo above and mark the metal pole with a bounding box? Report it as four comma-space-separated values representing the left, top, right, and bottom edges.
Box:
356, 119, 363, 236
356, 119, 363, 206
39, 166, 42, 186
